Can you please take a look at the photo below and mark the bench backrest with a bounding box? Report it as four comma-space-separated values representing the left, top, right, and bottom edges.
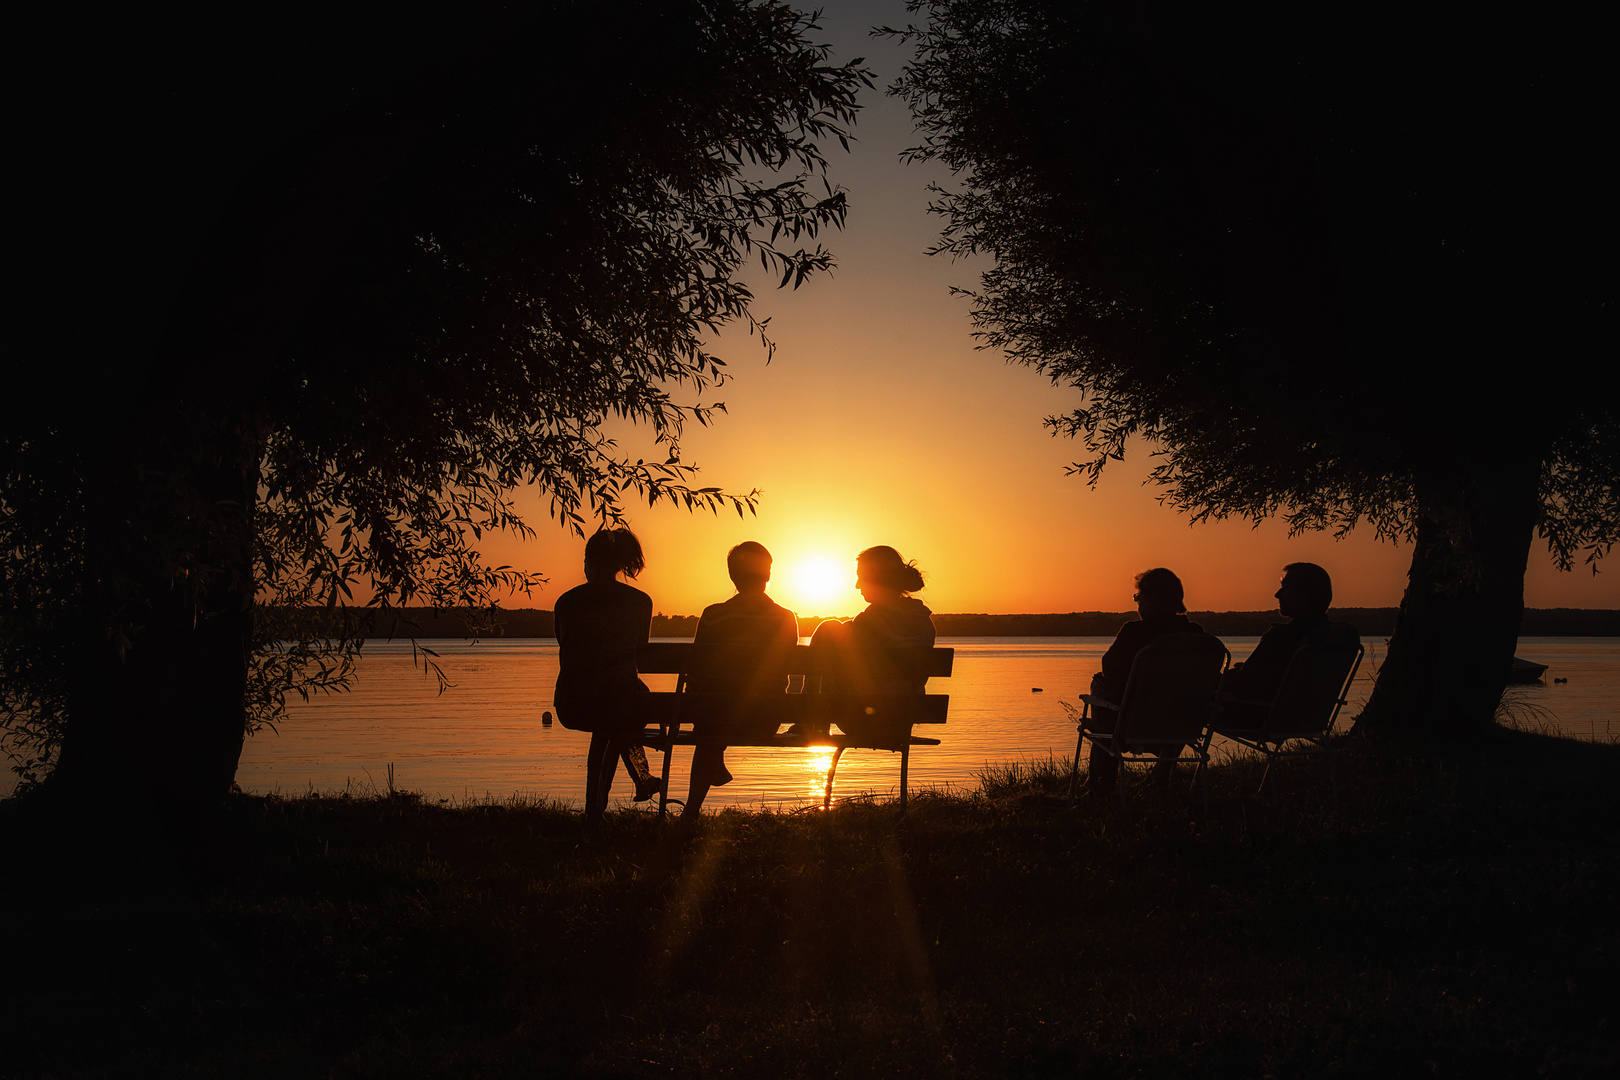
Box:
638, 643, 953, 734
637, 643, 954, 680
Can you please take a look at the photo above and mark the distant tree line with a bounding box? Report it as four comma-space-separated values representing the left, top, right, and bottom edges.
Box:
282, 607, 1620, 640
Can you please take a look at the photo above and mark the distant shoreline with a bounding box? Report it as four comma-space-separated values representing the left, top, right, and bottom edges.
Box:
262, 606, 1620, 639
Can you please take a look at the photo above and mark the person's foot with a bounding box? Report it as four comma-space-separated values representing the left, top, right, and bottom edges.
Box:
712, 763, 734, 787
633, 777, 666, 803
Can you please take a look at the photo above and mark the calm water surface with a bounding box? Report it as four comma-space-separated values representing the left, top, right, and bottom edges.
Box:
232, 636, 1620, 810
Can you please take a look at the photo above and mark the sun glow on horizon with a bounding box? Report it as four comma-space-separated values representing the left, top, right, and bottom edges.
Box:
782, 554, 856, 615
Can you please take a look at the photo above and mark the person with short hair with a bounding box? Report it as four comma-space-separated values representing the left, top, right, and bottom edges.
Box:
1220, 562, 1334, 707
553, 527, 662, 824
1082, 568, 1203, 797
682, 541, 800, 820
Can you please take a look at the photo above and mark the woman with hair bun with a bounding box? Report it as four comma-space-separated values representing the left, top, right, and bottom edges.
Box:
807, 546, 936, 740
844, 545, 935, 653
553, 527, 663, 824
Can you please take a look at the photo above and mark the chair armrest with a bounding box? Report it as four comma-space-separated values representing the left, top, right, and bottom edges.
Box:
1078, 694, 1119, 712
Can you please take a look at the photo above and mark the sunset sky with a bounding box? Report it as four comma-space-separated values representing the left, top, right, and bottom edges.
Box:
482, 0, 1617, 620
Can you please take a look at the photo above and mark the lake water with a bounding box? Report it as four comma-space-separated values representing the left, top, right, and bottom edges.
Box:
228, 636, 1620, 811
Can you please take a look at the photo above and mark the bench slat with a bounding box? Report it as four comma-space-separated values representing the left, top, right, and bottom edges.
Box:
642, 690, 949, 726
637, 642, 954, 679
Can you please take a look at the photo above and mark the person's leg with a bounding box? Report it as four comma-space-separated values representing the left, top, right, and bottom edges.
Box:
620, 741, 662, 801
1087, 742, 1119, 794
585, 730, 616, 824
1150, 745, 1182, 793
1083, 703, 1120, 795
683, 743, 722, 819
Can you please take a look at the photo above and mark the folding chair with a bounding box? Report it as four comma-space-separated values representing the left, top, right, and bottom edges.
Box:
1207, 626, 1363, 798
1066, 632, 1230, 812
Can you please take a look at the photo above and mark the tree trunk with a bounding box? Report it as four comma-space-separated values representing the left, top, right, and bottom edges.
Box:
52, 411, 258, 816
1356, 450, 1542, 745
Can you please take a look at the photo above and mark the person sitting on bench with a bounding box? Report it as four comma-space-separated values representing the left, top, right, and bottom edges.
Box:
553, 527, 663, 824
682, 541, 801, 820
807, 545, 935, 742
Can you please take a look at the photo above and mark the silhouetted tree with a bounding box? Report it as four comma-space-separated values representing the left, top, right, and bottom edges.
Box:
3, 0, 869, 807
888, 0, 1615, 742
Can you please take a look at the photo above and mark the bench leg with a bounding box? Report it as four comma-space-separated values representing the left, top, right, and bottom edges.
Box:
823, 746, 847, 810
655, 744, 674, 837
899, 745, 909, 816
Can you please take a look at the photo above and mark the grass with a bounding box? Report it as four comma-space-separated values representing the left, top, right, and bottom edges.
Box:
4, 729, 1618, 1078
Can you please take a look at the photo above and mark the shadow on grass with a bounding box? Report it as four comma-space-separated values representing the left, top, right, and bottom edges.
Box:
4, 729, 1617, 1078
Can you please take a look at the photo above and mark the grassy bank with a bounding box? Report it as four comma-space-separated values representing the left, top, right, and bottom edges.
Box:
5, 732, 1617, 1078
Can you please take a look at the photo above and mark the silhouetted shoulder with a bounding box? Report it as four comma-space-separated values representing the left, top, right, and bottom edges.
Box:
554, 581, 652, 701
851, 596, 935, 648
694, 592, 798, 645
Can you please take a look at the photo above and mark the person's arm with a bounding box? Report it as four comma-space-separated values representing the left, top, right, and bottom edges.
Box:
1097, 621, 1140, 700
1224, 625, 1294, 700
635, 589, 653, 643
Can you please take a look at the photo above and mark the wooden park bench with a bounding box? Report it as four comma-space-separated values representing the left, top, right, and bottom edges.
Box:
633, 642, 954, 822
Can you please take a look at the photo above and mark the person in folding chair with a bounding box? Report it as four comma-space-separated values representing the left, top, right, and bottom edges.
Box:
1082, 567, 1203, 798
1218, 562, 1334, 724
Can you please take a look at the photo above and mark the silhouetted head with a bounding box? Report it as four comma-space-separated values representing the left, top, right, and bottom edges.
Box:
856, 545, 925, 599
1277, 562, 1331, 619
1134, 567, 1186, 619
584, 527, 645, 582
727, 541, 773, 591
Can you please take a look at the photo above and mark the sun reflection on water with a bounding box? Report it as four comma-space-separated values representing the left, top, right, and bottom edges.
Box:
800, 746, 836, 804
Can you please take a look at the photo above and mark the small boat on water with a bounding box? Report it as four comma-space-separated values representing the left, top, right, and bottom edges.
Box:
1509, 657, 1549, 684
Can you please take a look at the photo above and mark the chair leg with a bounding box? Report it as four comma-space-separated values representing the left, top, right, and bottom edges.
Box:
1067, 730, 1085, 801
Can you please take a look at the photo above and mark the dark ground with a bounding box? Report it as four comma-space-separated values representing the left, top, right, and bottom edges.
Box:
4, 729, 1616, 1078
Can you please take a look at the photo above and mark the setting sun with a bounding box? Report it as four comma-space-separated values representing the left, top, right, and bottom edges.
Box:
785, 555, 854, 614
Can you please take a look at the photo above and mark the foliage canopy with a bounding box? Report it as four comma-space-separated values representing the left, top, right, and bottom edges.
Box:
3, 0, 871, 791
886, 0, 1614, 561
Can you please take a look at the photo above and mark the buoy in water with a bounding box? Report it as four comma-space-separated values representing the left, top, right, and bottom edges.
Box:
542, 710, 554, 726
1032, 687, 1044, 692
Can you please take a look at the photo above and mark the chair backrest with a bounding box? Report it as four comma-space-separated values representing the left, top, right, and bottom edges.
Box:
1115, 632, 1230, 746
1265, 630, 1363, 739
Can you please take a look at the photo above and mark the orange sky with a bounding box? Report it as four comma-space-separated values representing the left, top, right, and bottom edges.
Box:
481, 0, 1618, 620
